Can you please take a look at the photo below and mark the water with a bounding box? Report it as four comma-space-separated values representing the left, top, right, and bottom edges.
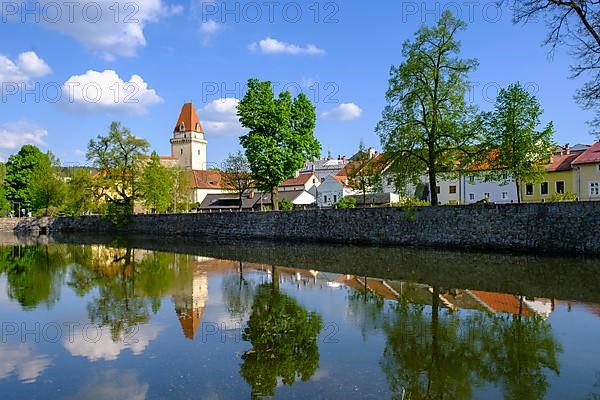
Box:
1, 234, 600, 399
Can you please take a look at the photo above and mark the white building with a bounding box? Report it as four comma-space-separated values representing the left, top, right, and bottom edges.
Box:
316, 175, 355, 207
460, 174, 518, 204
300, 157, 349, 182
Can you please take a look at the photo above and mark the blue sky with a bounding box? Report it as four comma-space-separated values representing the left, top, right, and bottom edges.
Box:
0, 0, 596, 167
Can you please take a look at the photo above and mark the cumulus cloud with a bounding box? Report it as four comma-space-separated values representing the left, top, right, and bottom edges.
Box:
249, 37, 325, 55
21, 1, 183, 60
0, 121, 48, 150
199, 19, 224, 46
321, 103, 363, 120
199, 98, 246, 136
60, 70, 162, 114
0, 343, 51, 384
64, 324, 162, 362
67, 370, 148, 400
0, 51, 51, 86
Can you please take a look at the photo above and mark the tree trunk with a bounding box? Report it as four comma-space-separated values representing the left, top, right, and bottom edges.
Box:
238, 191, 243, 211
271, 188, 279, 211
271, 265, 279, 291
515, 179, 521, 204
428, 171, 438, 206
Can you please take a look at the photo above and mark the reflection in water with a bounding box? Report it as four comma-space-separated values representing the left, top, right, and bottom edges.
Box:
0, 237, 599, 399
0, 343, 51, 384
241, 268, 323, 398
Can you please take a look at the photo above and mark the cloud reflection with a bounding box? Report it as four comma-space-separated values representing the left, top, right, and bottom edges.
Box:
0, 343, 51, 383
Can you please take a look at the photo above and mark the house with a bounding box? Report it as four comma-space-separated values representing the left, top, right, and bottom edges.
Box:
460, 152, 518, 204
572, 141, 600, 201
261, 190, 316, 208
300, 156, 349, 182
161, 103, 231, 205
521, 144, 588, 202
279, 172, 320, 194
316, 175, 355, 207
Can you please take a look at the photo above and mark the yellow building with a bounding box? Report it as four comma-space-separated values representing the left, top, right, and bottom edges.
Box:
572, 142, 600, 201
521, 149, 583, 202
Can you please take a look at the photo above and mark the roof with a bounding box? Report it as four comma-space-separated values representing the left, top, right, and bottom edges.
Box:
545, 152, 581, 172
469, 290, 533, 317
261, 190, 314, 204
280, 173, 316, 187
336, 153, 390, 178
572, 141, 600, 165
174, 103, 204, 133
199, 193, 261, 210
190, 170, 224, 189
159, 156, 177, 160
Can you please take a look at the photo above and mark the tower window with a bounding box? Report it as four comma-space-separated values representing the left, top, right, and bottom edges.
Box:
180, 149, 183, 155
195, 123, 201, 131
198, 150, 201, 155
179, 123, 185, 132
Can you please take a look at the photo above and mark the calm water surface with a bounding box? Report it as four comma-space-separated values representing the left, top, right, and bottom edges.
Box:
1, 235, 600, 399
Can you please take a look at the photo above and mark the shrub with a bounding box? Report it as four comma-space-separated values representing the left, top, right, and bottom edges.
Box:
548, 192, 577, 202
278, 198, 294, 211
334, 197, 357, 209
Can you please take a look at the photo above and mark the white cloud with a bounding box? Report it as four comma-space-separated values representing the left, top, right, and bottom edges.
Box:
0, 343, 51, 384
249, 37, 325, 56
64, 324, 162, 362
199, 19, 224, 46
67, 370, 148, 400
199, 98, 246, 136
31, 0, 183, 60
321, 103, 363, 121
0, 121, 48, 150
60, 70, 163, 114
0, 51, 51, 87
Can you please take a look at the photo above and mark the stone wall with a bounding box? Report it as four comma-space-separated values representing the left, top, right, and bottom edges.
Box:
4, 202, 600, 254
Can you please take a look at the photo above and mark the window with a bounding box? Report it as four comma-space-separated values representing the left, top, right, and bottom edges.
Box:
541, 182, 549, 196
556, 181, 565, 194
590, 182, 600, 197
502, 192, 508, 200
449, 185, 457, 194
502, 172, 508, 180
484, 193, 490, 199
179, 123, 185, 131
198, 150, 201, 155
324, 195, 328, 203
526, 184, 534, 196
469, 193, 475, 201
436, 186, 441, 194
597, 165, 600, 172
333, 195, 338, 203
468, 176, 475, 184
180, 148, 183, 155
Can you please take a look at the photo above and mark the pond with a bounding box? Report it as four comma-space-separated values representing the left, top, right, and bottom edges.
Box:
1, 234, 600, 399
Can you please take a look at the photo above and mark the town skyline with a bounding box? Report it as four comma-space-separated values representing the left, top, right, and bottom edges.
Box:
1, 1, 597, 165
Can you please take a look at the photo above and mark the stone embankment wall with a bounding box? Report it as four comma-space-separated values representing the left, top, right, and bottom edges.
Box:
3, 202, 600, 254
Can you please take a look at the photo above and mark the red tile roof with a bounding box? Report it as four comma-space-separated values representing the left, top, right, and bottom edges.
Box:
545, 152, 582, 172
174, 103, 204, 133
190, 170, 224, 189
280, 173, 316, 187
159, 156, 177, 160
469, 290, 533, 317
572, 141, 600, 165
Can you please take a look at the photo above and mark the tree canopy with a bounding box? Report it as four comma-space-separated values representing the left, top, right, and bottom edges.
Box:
221, 151, 254, 210
140, 151, 173, 213
4, 144, 46, 214
30, 152, 65, 216
376, 11, 480, 205
238, 78, 321, 210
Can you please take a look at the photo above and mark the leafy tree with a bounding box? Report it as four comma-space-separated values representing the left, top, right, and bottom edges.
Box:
376, 11, 480, 206
482, 82, 555, 203
278, 198, 294, 211
240, 279, 323, 398
30, 152, 65, 216
169, 166, 192, 212
238, 78, 321, 211
506, 1, 599, 135
221, 151, 253, 210
4, 144, 45, 214
334, 196, 356, 209
140, 151, 173, 213
64, 168, 99, 216
221, 261, 255, 320
0, 163, 10, 216
346, 143, 383, 206
86, 122, 149, 223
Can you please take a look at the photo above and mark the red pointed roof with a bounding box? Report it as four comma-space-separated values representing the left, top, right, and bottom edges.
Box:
174, 103, 204, 133
572, 141, 600, 165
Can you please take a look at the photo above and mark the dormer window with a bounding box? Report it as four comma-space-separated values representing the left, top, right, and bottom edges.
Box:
195, 123, 201, 131
179, 123, 185, 132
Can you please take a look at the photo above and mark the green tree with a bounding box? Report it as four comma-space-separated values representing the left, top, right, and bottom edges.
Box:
376, 12, 480, 206
169, 166, 191, 212
140, 151, 173, 213
64, 168, 98, 216
240, 278, 323, 398
221, 151, 253, 210
30, 152, 65, 216
0, 163, 10, 216
482, 82, 555, 203
238, 78, 321, 211
86, 122, 149, 223
4, 144, 45, 214
347, 143, 383, 206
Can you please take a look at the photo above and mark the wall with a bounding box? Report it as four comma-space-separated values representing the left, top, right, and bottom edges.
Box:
574, 164, 600, 201
4, 202, 600, 254
521, 170, 574, 202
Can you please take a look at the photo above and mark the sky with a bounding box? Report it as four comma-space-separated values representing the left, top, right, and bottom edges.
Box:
0, 0, 596, 167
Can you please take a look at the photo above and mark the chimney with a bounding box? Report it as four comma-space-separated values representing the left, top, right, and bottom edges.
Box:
368, 147, 377, 159
248, 191, 255, 199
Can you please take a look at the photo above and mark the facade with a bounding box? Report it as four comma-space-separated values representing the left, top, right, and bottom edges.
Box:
316, 175, 355, 207
572, 142, 600, 201
300, 157, 349, 181
279, 173, 320, 193
461, 174, 518, 204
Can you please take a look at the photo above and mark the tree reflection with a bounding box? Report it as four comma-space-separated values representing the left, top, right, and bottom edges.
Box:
221, 261, 256, 320
0, 245, 66, 309
240, 267, 323, 398
381, 288, 560, 400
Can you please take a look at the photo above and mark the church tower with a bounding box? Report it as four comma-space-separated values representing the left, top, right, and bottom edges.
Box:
170, 102, 207, 171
